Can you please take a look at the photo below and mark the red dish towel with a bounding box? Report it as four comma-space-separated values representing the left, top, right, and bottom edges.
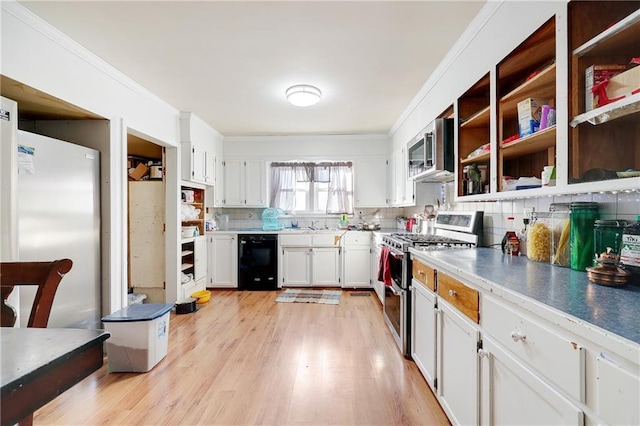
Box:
378, 246, 393, 286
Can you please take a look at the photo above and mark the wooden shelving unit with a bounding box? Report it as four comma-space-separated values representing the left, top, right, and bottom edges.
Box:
568, 1, 640, 185
457, 73, 491, 196
181, 184, 205, 237
496, 17, 556, 192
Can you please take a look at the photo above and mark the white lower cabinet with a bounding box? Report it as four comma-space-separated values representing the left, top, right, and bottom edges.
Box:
595, 354, 640, 425
482, 296, 585, 402
480, 335, 584, 425
342, 232, 371, 288
411, 278, 437, 392
312, 247, 341, 286
207, 234, 237, 288
436, 299, 480, 426
281, 247, 340, 287
280, 234, 341, 287
282, 248, 312, 286
409, 253, 636, 426
343, 246, 370, 288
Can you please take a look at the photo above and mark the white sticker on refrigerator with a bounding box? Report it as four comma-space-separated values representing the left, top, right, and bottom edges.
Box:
18, 145, 36, 175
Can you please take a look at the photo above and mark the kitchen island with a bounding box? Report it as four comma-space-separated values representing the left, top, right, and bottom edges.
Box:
409, 247, 639, 426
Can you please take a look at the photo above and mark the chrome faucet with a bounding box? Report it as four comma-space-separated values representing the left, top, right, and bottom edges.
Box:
309, 220, 319, 230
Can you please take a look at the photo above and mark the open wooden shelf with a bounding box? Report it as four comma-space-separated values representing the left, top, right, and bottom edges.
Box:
460, 151, 491, 165
570, 92, 640, 127
573, 9, 640, 57
460, 106, 490, 129
500, 126, 556, 159
181, 263, 194, 272
500, 63, 556, 121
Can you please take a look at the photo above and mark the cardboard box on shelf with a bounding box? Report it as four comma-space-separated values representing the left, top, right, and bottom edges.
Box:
605, 66, 640, 100
128, 163, 148, 180
517, 98, 547, 137
585, 64, 626, 111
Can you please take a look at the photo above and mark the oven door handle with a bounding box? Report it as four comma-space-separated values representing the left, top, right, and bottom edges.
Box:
385, 247, 404, 259
388, 283, 404, 296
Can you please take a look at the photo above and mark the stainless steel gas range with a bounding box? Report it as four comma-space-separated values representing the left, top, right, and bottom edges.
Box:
380, 211, 483, 357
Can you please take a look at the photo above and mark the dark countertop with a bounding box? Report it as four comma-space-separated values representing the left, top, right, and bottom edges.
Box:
409, 247, 640, 348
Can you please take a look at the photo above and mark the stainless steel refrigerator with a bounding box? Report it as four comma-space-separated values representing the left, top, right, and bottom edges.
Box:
17, 129, 101, 329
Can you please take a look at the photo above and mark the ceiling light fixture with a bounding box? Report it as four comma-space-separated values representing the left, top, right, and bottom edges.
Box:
286, 84, 322, 107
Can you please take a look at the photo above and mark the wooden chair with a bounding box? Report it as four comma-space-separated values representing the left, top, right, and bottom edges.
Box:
1, 259, 73, 328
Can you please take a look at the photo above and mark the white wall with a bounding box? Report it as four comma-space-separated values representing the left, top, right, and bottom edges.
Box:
223, 134, 389, 160
1, 2, 181, 146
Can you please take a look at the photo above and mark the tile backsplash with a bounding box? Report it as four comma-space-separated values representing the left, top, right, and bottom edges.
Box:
211, 182, 639, 246
438, 182, 640, 248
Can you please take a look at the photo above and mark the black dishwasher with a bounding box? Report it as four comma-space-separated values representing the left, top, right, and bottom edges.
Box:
238, 234, 278, 290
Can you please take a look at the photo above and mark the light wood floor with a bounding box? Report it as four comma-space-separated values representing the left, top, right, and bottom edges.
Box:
34, 290, 449, 425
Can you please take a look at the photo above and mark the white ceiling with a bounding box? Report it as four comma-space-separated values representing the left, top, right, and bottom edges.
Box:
19, 1, 486, 137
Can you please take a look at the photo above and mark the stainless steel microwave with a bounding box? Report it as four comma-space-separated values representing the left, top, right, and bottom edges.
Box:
407, 118, 454, 181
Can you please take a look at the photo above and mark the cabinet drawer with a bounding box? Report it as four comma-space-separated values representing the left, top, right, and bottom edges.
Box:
436, 272, 479, 324
343, 231, 371, 246
279, 235, 311, 247
482, 296, 585, 402
311, 234, 339, 247
412, 259, 435, 292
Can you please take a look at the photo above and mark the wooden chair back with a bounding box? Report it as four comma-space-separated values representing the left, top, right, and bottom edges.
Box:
1, 259, 73, 328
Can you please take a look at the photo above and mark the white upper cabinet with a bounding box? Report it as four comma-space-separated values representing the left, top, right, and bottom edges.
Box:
223, 159, 267, 207
354, 158, 388, 207
180, 112, 221, 186
389, 147, 416, 207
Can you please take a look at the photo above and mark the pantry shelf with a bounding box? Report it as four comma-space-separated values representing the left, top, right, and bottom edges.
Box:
460, 106, 490, 128
460, 151, 490, 165
500, 63, 556, 121
570, 93, 640, 127
572, 9, 640, 57
500, 126, 556, 159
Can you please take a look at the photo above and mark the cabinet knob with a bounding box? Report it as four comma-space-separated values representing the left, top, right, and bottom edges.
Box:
418, 269, 424, 276
510, 330, 526, 343
448, 289, 456, 297
478, 349, 488, 358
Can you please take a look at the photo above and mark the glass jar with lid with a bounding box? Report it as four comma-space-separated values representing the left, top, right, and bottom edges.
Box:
593, 219, 627, 266
527, 211, 553, 263
550, 203, 571, 267
569, 202, 599, 271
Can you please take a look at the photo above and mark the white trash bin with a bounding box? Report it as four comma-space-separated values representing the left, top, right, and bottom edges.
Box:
101, 303, 173, 373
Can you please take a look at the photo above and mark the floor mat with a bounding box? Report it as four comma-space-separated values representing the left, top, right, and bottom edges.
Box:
275, 289, 342, 305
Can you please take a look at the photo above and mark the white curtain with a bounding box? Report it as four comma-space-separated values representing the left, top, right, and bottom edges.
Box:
269, 162, 353, 214
325, 164, 353, 214
269, 165, 296, 211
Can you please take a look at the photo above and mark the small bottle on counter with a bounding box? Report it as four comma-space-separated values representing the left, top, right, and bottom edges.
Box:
620, 215, 640, 285
502, 216, 520, 256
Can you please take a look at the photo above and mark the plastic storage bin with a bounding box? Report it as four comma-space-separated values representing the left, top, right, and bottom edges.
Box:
101, 303, 173, 373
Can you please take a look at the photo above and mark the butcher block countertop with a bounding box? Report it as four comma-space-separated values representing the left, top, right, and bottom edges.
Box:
409, 247, 640, 356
